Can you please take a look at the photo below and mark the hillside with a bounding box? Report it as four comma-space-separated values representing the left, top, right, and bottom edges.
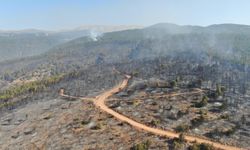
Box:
1, 23, 250, 88
1, 23, 250, 94
0, 23, 250, 150
0, 25, 142, 62
0, 55, 249, 149
30, 23, 250, 64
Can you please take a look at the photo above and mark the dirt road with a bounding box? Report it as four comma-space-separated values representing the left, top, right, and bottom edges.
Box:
61, 75, 243, 150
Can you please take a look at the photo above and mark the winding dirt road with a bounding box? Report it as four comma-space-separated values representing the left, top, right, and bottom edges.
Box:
61, 75, 243, 150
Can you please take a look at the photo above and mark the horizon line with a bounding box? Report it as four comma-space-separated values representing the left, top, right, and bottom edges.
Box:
1, 22, 250, 32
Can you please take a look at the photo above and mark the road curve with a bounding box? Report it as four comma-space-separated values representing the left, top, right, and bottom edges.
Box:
60, 75, 243, 150
93, 76, 243, 150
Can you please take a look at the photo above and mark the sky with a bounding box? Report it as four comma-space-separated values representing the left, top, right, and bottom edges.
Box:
0, 0, 249, 30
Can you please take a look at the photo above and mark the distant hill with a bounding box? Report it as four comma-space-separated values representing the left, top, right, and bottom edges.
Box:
0, 25, 143, 62
45, 23, 250, 64
74, 25, 143, 33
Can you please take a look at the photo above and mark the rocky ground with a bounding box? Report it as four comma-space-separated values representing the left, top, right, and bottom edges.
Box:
0, 92, 181, 150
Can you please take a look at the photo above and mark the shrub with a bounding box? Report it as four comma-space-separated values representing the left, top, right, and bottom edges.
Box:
219, 101, 228, 111
189, 142, 216, 150
175, 124, 190, 133
202, 96, 209, 102
178, 133, 186, 142
220, 114, 229, 120
241, 114, 246, 125
176, 76, 180, 82
172, 133, 185, 150
207, 126, 236, 138
177, 110, 188, 118
170, 80, 177, 88
173, 140, 183, 150
132, 71, 139, 77
195, 97, 208, 108
224, 126, 236, 136
150, 119, 160, 126
191, 114, 206, 127
199, 109, 208, 115
130, 140, 151, 150
216, 84, 225, 97
81, 120, 90, 125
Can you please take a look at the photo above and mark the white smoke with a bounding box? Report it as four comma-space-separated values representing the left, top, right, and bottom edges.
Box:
89, 30, 102, 41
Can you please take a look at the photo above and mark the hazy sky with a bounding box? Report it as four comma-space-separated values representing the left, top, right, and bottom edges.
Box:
0, 0, 249, 30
